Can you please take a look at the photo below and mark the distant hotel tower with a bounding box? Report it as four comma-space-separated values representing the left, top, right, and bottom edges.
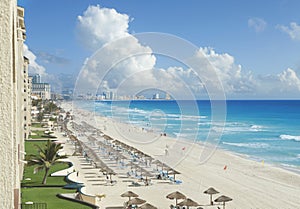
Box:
30, 74, 51, 100
0, 2, 31, 208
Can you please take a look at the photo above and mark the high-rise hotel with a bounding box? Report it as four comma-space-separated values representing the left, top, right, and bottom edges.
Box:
0, 1, 31, 208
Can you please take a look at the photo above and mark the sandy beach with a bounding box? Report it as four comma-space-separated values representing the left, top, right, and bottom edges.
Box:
60, 101, 300, 209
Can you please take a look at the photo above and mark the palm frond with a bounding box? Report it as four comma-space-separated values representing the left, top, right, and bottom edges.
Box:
33, 165, 44, 174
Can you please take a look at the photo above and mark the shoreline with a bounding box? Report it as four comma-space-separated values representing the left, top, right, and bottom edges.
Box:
68, 100, 300, 173
62, 101, 300, 208
66, 100, 300, 175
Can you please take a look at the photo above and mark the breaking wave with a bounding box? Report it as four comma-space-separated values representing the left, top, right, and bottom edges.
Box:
279, 135, 300, 142
222, 142, 269, 149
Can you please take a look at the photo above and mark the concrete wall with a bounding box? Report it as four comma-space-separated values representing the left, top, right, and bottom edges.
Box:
0, 0, 16, 207
0, 1, 28, 208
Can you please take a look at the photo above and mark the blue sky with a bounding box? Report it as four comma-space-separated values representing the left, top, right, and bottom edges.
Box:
19, 0, 300, 99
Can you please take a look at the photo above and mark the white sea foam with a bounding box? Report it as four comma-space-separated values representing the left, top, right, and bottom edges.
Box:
250, 125, 263, 132
279, 134, 300, 142
222, 142, 269, 149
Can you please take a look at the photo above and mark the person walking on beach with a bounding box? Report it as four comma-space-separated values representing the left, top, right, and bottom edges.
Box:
165, 144, 169, 156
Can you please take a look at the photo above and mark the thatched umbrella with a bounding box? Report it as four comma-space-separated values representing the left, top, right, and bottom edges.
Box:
100, 166, 116, 182
121, 191, 138, 201
214, 195, 233, 209
126, 161, 137, 170
103, 134, 114, 141
178, 198, 199, 209
141, 170, 153, 186
168, 169, 180, 182
138, 203, 157, 209
127, 197, 146, 205
166, 191, 186, 206
152, 160, 162, 170
203, 187, 219, 205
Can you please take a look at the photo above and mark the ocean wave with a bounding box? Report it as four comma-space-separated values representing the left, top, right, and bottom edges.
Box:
167, 114, 207, 120
250, 125, 263, 132
297, 154, 300, 159
279, 134, 300, 142
222, 142, 269, 149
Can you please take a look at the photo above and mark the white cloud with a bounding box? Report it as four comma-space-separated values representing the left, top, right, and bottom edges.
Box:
76, 5, 159, 95
277, 22, 300, 41
278, 68, 300, 91
23, 44, 48, 78
198, 47, 256, 95
248, 18, 267, 33
77, 5, 130, 50
75, 5, 300, 99
23, 44, 70, 92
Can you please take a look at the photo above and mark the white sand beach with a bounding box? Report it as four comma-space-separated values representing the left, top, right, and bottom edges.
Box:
60, 101, 300, 209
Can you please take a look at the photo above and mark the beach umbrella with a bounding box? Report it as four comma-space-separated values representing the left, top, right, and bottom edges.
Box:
103, 134, 114, 141
100, 167, 115, 180
166, 191, 186, 206
138, 203, 158, 209
178, 198, 199, 209
127, 197, 146, 205
126, 161, 137, 170
152, 160, 163, 170
214, 195, 233, 209
203, 187, 219, 205
121, 191, 139, 201
168, 169, 180, 182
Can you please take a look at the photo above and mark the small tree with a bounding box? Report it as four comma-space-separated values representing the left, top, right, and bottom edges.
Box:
37, 112, 44, 122
27, 140, 67, 184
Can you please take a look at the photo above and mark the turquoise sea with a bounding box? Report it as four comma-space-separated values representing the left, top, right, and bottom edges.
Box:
74, 100, 300, 170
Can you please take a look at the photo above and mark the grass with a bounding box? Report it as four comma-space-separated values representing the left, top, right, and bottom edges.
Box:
31, 123, 43, 128
22, 163, 70, 186
29, 130, 46, 139
22, 140, 92, 209
29, 130, 56, 139
22, 187, 91, 209
22, 140, 69, 186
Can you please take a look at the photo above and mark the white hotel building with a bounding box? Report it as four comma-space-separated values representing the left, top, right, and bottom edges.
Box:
0, 2, 31, 208
30, 74, 51, 100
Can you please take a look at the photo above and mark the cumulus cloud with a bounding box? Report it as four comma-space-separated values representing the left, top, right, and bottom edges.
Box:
253, 68, 300, 98
23, 44, 72, 92
75, 5, 158, 95
198, 47, 256, 95
75, 5, 300, 99
278, 68, 300, 91
23, 44, 48, 78
248, 18, 267, 33
277, 22, 300, 41
77, 5, 130, 50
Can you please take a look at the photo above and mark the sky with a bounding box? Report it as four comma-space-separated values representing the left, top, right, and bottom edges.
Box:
19, 0, 300, 99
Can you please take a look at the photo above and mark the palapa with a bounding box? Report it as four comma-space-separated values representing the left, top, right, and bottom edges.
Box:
214, 195, 233, 209
138, 203, 157, 209
166, 191, 186, 206
121, 191, 138, 201
203, 187, 219, 205
178, 198, 199, 209
127, 197, 146, 205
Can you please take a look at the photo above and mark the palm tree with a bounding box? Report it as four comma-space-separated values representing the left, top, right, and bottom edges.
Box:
27, 140, 67, 184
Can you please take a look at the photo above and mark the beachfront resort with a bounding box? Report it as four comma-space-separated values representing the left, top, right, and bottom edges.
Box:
1, 1, 300, 209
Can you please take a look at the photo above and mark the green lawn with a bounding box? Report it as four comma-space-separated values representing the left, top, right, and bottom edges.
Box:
31, 123, 43, 128
29, 130, 46, 139
25, 140, 47, 155
22, 163, 69, 186
23, 140, 69, 186
22, 141, 91, 209
22, 187, 91, 209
